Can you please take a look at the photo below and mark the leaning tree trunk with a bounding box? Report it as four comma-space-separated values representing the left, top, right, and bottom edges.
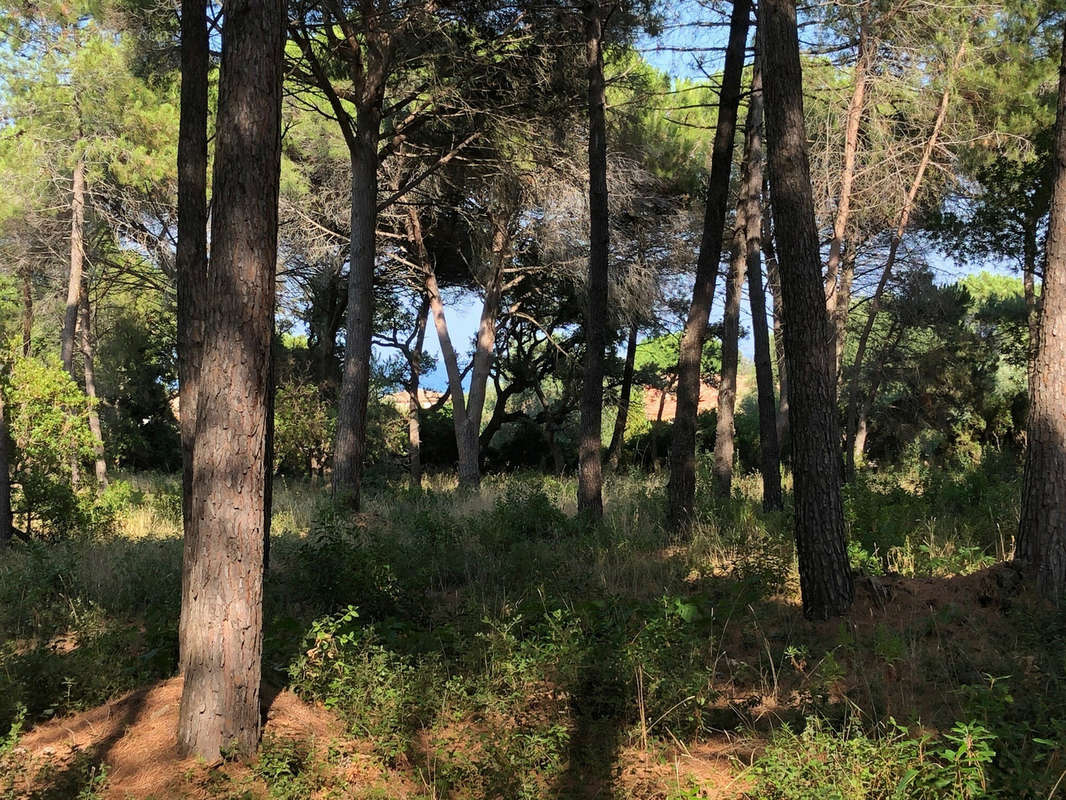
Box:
177, 0, 284, 761
714, 60, 764, 497
1016, 17, 1066, 600
761, 0, 853, 620
78, 281, 107, 488
176, 0, 209, 536
741, 62, 783, 512
824, 26, 870, 376
607, 320, 639, 470
577, 0, 610, 521
845, 35, 966, 480
61, 153, 86, 376
332, 104, 382, 508
763, 203, 789, 449
667, 0, 751, 526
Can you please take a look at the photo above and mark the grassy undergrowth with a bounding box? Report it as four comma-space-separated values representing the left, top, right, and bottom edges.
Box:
2, 454, 1064, 798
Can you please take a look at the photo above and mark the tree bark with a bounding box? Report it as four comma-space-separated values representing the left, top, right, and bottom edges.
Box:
667, 0, 751, 526
714, 61, 764, 497
176, 0, 209, 538
740, 62, 783, 512
1017, 17, 1066, 600
332, 104, 382, 507
407, 294, 430, 490
177, 0, 284, 761
607, 320, 639, 470
62, 154, 86, 376
834, 244, 855, 378
844, 36, 966, 480
763, 204, 789, 448
577, 1, 610, 520
79, 280, 107, 488
762, 0, 853, 620
824, 26, 870, 376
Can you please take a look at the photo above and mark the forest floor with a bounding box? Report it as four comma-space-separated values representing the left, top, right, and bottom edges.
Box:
2, 460, 1063, 799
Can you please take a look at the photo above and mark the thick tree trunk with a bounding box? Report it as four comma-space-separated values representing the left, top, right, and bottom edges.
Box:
177, 0, 284, 760
62, 154, 86, 376
762, 0, 853, 620
176, 0, 209, 537
1016, 18, 1066, 599
407, 294, 430, 490
79, 282, 107, 488
845, 36, 966, 480
20, 268, 32, 356
714, 61, 764, 497
577, 1, 610, 520
0, 390, 13, 548
764, 206, 789, 448
824, 27, 869, 375
607, 320, 639, 470
466, 222, 508, 454
332, 106, 382, 507
667, 0, 751, 526
741, 64, 783, 512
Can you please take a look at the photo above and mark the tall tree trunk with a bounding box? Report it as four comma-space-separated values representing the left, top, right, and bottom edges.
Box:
577, 1, 610, 520
62, 154, 86, 376
824, 26, 870, 375
464, 217, 510, 479
1016, 17, 1066, 599
407, 294, 430, 490
764, 205, 789, 448
844, 36, 966, 480
332, 105, 382, 507
741, 63, 783, 512
834, 244, 855, 378
667, 0, 751, 526
714, 60, 764, 497
176, 0, 209, 540
79, 281, 107, 488
607, 320, 639, 470
407, 199, 480, 488
20, 268, 32, 357
0, 390, 13, 548
177, 0, 284, 760
762, 0, 853, 620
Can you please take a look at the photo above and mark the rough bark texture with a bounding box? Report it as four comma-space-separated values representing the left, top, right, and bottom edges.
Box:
741, 64, 783, 512
176, 0, 209, 535
332, 105, 382, 507
762, 0, 853, 620
177, 0, 284, 760
79, 282, 107, 488
1016, 18, 1066, 600
763, 204, 789, 449
714, 62, 764, 497
62, 155, 86, 376
607, 320, 640, 470
667, 0, 751, 526
577, 1, 609, 520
